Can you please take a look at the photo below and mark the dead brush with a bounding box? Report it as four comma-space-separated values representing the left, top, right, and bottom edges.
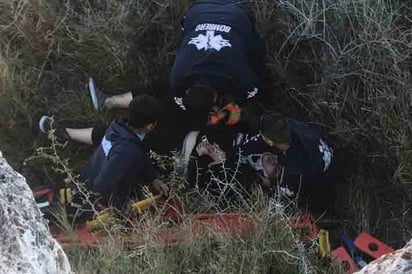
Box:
26, 121, 337, 273
66, 184, 339, 273
0, 0, 186, 171
24, 117, 118, 241
252, 0, 412, 245
1, 0, 411, 271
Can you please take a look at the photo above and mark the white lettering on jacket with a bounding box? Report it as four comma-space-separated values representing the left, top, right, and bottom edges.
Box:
195, 23, 231, 33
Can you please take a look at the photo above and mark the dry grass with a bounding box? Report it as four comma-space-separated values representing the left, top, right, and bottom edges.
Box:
62, 194, 340, 274
1, 0, 411, 272
27, 125, 337, 273
252, 0, 412, 246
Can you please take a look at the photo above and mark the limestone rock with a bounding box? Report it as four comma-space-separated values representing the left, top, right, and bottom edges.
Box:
355, 239, 412, 274
0, 151, 72, 274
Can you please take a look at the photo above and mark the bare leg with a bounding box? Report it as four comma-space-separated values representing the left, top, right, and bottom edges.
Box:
104, 92, 133, 109
65, 128, 94, 145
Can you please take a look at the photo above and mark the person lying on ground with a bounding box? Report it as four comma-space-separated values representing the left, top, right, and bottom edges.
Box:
180, 112, 334, 212
88, 0, 265, 126
39, 95, 169, 211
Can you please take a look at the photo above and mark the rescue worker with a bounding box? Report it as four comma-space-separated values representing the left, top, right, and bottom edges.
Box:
89, 0, 265, 126
180, 112, 334, 210
39, 95, 169, 210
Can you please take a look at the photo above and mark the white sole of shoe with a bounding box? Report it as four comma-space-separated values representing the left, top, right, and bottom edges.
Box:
88, 77, 99, 111
39, 115, 50, 133
175, 131, 199, 177
181, 131, 200, 164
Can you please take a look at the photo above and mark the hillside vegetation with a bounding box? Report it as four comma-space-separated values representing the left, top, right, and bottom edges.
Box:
0, 0, 411, 273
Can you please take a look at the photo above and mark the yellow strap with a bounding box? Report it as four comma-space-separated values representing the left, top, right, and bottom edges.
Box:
59, 188, 66, 204
318, 229, 331, 257
66, 188, 72, 203
58, 188, 73, 204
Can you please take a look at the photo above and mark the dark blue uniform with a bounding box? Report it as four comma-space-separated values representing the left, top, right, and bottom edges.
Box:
83, 120, 158, 208
231, 118, 333, 197
170, 0, 264, 110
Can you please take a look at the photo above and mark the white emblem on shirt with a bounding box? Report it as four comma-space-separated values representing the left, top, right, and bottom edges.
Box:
174, 97, 186, 110
189, 30, 232, 51
319, 139, 332, 171
247, 87, 258, 99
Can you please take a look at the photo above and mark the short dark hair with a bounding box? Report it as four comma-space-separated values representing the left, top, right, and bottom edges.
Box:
259, 112, 289, 144
184, 84, 216, 112
128, 94, 161, 129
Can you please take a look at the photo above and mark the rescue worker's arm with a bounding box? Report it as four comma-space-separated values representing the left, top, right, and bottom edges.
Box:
289, 139, 333, 180
144, 158, 169, 197
145, 161, 159, 183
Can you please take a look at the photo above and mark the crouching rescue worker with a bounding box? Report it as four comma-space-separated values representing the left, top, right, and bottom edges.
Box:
82, 95, 169, 211
243, 112, 333, 198
170, 0, 265, 126
180, 112, 334, 212
89, 0, 265, 127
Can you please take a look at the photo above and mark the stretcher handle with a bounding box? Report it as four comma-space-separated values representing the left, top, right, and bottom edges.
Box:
132, 195, 161, 214
86, 195, 162, 231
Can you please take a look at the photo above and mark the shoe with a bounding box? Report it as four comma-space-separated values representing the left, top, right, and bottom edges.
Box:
88, 77, 106, 111
39, 115, 52, 133
181, 131, 200, 164
39, 115, 68, 139
176, 131, 199, 176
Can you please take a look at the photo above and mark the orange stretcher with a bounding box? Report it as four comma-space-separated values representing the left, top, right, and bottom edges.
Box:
50, 196, 317, 249
280, 212, 318, 242
52, 212, 257, 249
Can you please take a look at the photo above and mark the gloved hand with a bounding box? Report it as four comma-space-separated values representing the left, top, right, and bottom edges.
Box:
122, 201, 135, 218
151, 178, 169, 198
195, 136, 226, 167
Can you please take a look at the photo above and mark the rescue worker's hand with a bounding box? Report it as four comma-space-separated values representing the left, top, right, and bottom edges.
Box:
122, 201, 135, 218
196, 141, 226, 166
151, 179, 169, 198
261, 153, 282, 178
